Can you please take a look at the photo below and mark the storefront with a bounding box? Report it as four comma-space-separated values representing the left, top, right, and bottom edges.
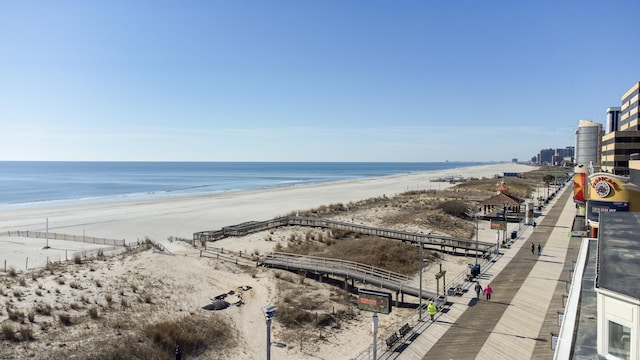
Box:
586, 173, 640, 237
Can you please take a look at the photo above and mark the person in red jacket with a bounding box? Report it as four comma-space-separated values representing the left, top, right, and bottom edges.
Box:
484, 284, 493, 301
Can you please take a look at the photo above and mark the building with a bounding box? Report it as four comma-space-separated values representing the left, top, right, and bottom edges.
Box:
583, 171, 640, 237
555, 146, 575, 166
620, 82, 640, 131
601, 83, 640, 175
538, 148, 555, 164
575, 120, 603, 167
596, 212, 640, 359
601, 130, 640, 175
606, 107, 621, 134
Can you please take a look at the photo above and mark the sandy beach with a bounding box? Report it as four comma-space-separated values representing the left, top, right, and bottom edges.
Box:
0, 162, 536, 359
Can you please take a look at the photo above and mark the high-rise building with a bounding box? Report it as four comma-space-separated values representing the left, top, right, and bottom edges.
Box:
538, 148, 555, 164
619, 82, 639, 131
601, 131, 640, 175
601, 82, 640, 175
605, 107, 621, 134
575, 120, 603, 167
555, 146, 575, 165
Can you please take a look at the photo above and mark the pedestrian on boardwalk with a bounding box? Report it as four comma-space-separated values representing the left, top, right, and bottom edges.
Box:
533, 221, 537, 229
427, 300, 437, 321
531, 243, 535, 255
538, 243, 542, 256
484, 284, 493, 301
474, 282, 483, 300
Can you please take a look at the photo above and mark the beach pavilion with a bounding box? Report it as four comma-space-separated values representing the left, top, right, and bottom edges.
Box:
479, 181, 524, 217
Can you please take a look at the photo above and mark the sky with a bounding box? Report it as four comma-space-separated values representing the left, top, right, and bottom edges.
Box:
1, 1, 638, 162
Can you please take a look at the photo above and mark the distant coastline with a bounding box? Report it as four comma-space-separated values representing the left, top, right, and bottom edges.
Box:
0, 161, 492, 209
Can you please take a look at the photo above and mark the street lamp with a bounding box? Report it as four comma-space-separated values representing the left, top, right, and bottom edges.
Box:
262, 305, 277, 360
475, 211, 479, 266
419, 239, 423, 321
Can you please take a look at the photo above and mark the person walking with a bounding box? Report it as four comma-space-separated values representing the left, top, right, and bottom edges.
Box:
484, 284, 493, 301
474, 282, 483, 300
531, 243, 535, 255
427, 300, 437, 321
537, 243, 542, 256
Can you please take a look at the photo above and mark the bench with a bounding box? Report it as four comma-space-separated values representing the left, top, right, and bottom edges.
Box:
455, 284, 464, 296
386, 333, 399, 348
398, 323, 411, 337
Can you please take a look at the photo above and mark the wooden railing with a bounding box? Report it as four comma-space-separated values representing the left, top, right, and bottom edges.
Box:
263, 252, 438, 300
194, 216, 496, 254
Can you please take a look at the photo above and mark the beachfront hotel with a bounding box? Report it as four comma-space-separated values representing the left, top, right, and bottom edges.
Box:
620, 82, 640, 131
575, 120, 603, 168
601, 83, 640, 175
606, 107, 621, 134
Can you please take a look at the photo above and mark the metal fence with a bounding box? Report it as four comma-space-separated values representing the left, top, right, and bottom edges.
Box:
0, 230, 126, 246
0, 231, 128, 272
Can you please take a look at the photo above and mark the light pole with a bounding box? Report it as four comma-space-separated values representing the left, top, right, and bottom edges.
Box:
262, 305, 277, 360
419, 239, 423, 320
475, 210, 479, 266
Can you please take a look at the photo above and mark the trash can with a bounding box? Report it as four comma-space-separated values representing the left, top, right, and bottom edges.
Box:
471, 264, 480, 277
511, 230, 517, 240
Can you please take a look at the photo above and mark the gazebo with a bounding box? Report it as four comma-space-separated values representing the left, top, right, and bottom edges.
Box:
479, 181, 524, 216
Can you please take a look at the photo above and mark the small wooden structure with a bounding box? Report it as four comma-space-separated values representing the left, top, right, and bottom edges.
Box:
479, 181, 524, 216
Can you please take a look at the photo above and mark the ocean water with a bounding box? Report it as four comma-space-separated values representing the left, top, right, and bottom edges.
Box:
0, 161, 486, 209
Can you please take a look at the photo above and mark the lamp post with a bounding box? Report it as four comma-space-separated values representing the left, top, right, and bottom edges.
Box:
475, 211, 479, 266
419, 239, 423, 320
262, 305, 277, 360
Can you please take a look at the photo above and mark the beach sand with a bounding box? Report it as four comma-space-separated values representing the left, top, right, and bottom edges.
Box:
0, 163, 536, 359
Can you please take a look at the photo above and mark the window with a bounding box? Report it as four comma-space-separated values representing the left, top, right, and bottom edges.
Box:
608, 320, 631, 360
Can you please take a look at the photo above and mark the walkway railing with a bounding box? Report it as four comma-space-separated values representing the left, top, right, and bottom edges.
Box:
263, 252, 438, 301
194, 216, 496, 255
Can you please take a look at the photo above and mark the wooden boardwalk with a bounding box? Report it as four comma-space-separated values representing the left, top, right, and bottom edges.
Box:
394, 185, 577, 360
194, 216, 497, 256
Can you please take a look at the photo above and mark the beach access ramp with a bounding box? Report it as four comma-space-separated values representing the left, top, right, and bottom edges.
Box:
262, 252, 438, 301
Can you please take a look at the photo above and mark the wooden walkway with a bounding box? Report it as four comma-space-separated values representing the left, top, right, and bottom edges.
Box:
194, 216, 497, 256
391, 184, 577, 360
263, 252, 439, 301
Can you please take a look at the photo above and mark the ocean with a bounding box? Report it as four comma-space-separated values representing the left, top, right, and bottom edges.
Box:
0, 161, 486, 209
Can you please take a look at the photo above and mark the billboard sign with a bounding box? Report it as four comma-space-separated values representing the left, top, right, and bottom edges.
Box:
358, 289, 392, 314
490, 220, 506, 231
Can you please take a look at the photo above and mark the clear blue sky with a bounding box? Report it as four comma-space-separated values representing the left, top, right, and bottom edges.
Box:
1, 1, 638, 162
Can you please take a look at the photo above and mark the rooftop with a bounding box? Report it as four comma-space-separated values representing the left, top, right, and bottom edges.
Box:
597, 212, 640, 300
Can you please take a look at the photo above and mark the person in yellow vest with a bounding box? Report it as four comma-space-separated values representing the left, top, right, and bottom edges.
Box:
427, 300, 437, 321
